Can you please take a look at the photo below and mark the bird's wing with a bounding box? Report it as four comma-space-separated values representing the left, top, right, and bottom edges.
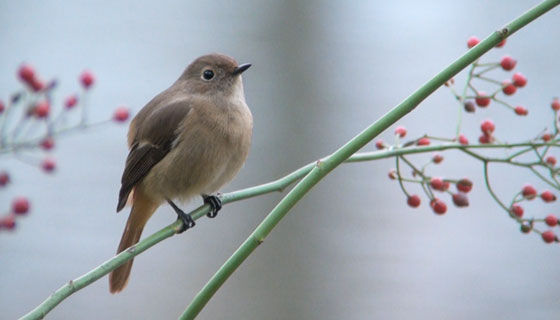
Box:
116, 101, 192, 212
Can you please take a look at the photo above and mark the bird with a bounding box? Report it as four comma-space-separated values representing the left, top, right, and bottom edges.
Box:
109, 53, 253, 293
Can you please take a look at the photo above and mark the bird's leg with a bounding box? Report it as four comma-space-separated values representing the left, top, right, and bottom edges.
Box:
167, 199, 195, 233
202, 194, 222, 218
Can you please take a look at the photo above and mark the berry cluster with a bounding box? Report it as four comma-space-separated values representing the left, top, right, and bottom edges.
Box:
514, 184, 558, 243
461, 36, 529, 118
377, 36, 559, 245
381, 134, 474, 215
0, 63, 131, 231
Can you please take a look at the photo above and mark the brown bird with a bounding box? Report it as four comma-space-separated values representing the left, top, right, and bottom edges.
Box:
109, 53, 253, 293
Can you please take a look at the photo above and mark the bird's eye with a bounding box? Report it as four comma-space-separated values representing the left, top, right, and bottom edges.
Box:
202, 69, 215, 81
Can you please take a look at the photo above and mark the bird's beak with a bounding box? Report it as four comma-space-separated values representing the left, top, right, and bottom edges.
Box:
232, 63, 252, 76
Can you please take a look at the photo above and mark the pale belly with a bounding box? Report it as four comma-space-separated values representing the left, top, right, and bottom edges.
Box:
138, 118, 251, 203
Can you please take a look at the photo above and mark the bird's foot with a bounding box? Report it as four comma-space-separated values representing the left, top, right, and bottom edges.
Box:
203, 194, 222, 218
167, 199, 195, 233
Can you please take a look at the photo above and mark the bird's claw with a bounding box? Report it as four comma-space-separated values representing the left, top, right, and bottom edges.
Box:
203, 195, 222, 218
167, 199, 195, 233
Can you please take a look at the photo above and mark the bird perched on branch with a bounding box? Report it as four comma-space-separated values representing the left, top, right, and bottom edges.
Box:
109, 53, 253, 293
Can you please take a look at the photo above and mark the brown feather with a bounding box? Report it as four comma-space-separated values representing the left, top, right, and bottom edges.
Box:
116, 102, 192, 212
110, 189, 159, 293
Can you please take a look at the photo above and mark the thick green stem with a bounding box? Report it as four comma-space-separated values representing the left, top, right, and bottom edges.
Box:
179, 1, 560, 319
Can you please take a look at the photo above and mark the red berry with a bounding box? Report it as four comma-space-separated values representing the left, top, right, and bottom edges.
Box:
511, 204, 524, 218
0, 100, 5, 113
478, 134, 492, 144
12, 196, 30, 215
18, 64, 35, 83
514, 106, 528, 116
0, 213, 16, 230
113, 107, 130, 122
42, 158, 56, 173
522, 184, 537, 200
467, 36, 480, 48
80, 70, 95, 89
545, 156, 556, 167
0, 171, 10, 186
432, 153, 443, 164
40, 137, 55, 150
542, 133, 552, 142
407, 195, 421, 208
464, 101, 475, 113
375, 139, 385, 150
502, 80, 517, 95
417, 137, 430, 146
30, 78, 45, 92
480, 119, 495, 134
495, 39, 506, 48
552, 98, 560, 111
430, 198, 447, 215
545, 215, 558, 227
512, 72, 527, 87
34, 101, 50, 118
458, 134, 469, 145
388, 170, 397, 180
394, 126, 407, 138
541, 190, 556, 202
541, 230, 556, 243
475, 92, 491, 107
456, 178, 473, 193
500, 56, 517, 71
430, 177, 445, 191
452, 192, 469, 207
65, 95, 78, 109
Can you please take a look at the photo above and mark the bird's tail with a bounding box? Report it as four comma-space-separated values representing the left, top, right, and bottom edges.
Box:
109, 190, 158, 293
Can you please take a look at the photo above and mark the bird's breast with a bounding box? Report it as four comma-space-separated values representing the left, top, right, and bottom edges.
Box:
152, 101, 252, 199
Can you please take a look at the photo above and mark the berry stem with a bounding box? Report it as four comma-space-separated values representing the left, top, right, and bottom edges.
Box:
531, 145, 546, 162
507, 146, 535, 160
395, 156, 410, 197
456, 63, 477, 137
492, 97, 515, 110
482, 161, 509, 211
80, 89, 88, 126
11, 115, 32, 145
475, 75, 504, 86
448, 85, 463, 101
425, 135, 456, 142
0, 119, 111, 155
0, 93, 24, 147
473, 64, 500, 76
467, 82, 479, 96
398, 155, 436, 199
473, 62, 499, 67
529, 166, 559, 189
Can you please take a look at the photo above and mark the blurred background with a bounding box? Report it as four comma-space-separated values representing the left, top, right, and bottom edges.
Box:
1, 1, 559, 319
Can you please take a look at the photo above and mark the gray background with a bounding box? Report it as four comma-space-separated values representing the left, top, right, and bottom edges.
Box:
1, 1, 559, 319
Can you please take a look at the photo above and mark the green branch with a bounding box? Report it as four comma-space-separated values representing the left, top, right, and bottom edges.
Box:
179, 1, 560, 319
20, 143, 558, 320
